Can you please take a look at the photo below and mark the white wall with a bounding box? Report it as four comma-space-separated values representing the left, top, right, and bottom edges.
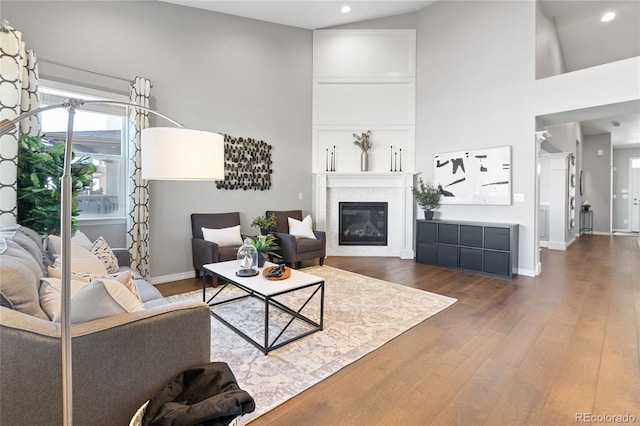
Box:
4, 0, 312, 281
582, 134, 612, 233
415, 1, 539, 275
535, 1, 567, 79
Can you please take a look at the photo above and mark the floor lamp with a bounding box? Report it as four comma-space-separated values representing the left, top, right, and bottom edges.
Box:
0, 98, 225, 425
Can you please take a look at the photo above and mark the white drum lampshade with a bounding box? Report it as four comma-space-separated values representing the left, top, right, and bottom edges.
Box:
141, 127, 225, 180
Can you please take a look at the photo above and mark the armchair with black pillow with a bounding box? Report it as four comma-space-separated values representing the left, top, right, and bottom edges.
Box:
265, 210, 325, 269
191, 212, 244, 279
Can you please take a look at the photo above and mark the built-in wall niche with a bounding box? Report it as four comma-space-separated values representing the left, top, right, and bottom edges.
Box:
312, 29, 416, 174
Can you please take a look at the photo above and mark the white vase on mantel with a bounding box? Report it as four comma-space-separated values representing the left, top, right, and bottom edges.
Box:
360, 151, 369, 172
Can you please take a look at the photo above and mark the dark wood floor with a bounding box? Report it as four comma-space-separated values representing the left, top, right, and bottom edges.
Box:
156, 235, 640, 425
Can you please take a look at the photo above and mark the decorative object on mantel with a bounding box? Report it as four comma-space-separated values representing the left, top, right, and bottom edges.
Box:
353, 130, 372, 172
326, 146, 336, 171
389, 146, 403, 172
251, 213, 277, 235
582, 200, 591, 211
411, 177, 441, 220
217, 134, 272, 191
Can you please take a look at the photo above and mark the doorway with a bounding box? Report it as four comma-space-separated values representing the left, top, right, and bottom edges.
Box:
631, 157, 640, 233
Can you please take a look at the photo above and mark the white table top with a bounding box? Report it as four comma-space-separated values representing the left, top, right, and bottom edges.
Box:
203, 261, 323, 296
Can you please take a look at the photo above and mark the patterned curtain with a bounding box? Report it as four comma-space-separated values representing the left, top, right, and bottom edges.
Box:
0, 26, 40, 225
127, 76, 151, 278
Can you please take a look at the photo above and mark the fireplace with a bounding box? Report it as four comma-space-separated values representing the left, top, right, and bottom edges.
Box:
339, 202, 388, 246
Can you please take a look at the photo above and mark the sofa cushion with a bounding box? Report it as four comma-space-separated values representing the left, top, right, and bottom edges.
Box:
0, 238, 49, 320
39, 278, 89, 320
47, 268, 142, 304
135, 279, 165, 303
52, 279, 145, 323
90, 236, 119, 274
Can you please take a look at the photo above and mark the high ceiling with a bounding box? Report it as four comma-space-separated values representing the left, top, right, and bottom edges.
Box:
160, 0, 436, 29
159, 0, 640, 147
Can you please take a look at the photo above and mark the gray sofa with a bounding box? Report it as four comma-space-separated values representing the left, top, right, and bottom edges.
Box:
0, 225, 211, 426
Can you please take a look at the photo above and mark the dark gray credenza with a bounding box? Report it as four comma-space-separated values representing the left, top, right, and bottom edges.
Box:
415, 220, 519, 278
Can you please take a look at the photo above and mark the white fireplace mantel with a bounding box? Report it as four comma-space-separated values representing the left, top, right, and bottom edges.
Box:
313, 172, 416, 259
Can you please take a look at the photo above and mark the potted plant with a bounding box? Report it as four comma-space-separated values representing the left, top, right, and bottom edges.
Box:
248, 234, 282, 267
411, 178, 441, 220
582, 200, 591, 211
250, 213, 277, 235
17, 133, 96, 235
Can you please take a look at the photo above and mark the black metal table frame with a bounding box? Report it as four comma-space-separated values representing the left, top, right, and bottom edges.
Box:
202, 269, 324, 355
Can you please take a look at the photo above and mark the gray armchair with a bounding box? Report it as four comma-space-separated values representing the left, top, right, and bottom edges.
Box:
191, 212, 242, 278
266, 210, 326, 269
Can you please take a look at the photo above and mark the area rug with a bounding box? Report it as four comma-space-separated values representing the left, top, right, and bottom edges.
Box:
166, 265, 456, 425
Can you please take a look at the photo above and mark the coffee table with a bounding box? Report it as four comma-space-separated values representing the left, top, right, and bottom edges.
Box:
202, 261, 324, 354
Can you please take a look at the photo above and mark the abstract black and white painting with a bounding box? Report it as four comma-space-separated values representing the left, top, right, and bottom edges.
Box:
433, 145, 511, 205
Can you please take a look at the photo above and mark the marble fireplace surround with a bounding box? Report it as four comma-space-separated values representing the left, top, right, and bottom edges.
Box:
313, 172, 416, 259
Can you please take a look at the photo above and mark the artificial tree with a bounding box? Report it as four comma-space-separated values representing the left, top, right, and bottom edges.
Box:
17, 133, 96, 235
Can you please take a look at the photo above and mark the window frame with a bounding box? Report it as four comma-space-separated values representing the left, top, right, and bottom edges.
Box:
39, 79, 130, 224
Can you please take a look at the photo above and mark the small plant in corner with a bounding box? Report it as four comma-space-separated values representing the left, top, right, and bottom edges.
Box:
411, 178, 441, 220
251, 213, 277, 234
582, 200, 591, 211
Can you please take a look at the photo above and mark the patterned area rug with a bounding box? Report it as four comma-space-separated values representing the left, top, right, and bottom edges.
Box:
167, 265, 456, 425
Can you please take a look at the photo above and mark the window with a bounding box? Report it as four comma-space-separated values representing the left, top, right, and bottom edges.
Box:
39, 83, 129, 219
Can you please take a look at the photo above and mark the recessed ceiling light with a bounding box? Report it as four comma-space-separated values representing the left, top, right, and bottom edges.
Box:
601, 11, 616, 22
341, 5, 351, 14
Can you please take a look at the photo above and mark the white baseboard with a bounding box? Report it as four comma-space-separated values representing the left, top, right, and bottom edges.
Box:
399, 248, 415, 259
517, 267, 536, 277
546, 241, 568, 251
539, 240, 549, 248
591, 231, 611, 236
149, 270, 196, 285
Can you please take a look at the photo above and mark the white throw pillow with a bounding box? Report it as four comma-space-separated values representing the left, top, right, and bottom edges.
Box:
90, 236, 119, 274
53, 245, 108, 275
53, 246, 107, 275
39, 278, 89, 320
201, 225, 243, 247
288, 215, 317, 240
52, 279, 144, 323
47, 268, 142, 303
48, 230, 94, 256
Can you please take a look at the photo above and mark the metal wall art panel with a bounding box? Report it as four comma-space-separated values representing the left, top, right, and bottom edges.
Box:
216, 134, 272, 191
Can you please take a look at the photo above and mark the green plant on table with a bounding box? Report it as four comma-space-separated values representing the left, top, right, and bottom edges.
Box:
248, 234, 282, 259
17, 133, 96, 235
